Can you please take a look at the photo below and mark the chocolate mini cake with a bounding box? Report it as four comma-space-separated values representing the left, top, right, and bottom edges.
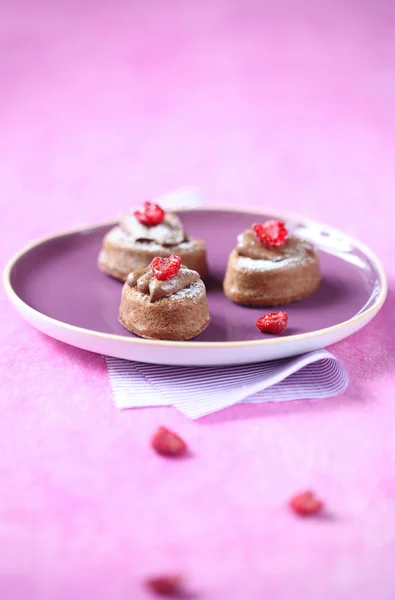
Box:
119, 255, 210, 340
223, 220, 320, 306
98, 201, 208, 281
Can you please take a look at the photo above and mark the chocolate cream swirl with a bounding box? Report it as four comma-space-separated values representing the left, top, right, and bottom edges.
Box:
236, 228, 308, 262
127, 266, 200, 302
120, 212, 185, 246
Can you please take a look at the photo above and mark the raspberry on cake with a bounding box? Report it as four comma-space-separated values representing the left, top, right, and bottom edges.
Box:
253, 220, 288, 248
119, 256, 210, 340
98, 200, 208, 282
134, 201, 165, 227
151, 255, 182, 281
223, 221, 321, 306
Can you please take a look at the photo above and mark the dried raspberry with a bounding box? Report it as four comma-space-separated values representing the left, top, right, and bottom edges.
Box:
253, 220, 288, 248
151, 426, 187, 457
134, 201, 165, 226
151, 255, 182, 281
256, 311, 288, 334
145, 575, 182, 596
289, 491, 323, 516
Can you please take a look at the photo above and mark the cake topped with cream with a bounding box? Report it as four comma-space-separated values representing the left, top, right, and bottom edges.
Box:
223, 219, 321, 306
98, 199, 208, 281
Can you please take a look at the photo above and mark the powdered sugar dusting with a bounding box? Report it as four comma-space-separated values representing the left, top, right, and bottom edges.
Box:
105, 226, 131, 245
168, 280, 205, 301
121, 213, 184, 245
105, 226, 196, 251
237, 254, 309, 272
236, 230, 315, 264
236, 235, 316, 273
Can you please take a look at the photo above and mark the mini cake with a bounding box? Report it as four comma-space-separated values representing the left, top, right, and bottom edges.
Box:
98, 201, 208, 281
119, 255, 210, 340
223, 220, 320, 306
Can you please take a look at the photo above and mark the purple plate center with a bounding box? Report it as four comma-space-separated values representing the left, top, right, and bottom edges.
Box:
10, 210, 380, 342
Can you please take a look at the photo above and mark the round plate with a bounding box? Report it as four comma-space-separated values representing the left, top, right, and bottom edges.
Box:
3, 208, 387, 366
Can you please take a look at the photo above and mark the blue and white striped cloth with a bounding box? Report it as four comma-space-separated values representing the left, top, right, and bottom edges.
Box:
106, 349, 348, 419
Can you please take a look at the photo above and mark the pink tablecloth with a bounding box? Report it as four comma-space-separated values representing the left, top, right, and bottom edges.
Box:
1, 1, 395, 598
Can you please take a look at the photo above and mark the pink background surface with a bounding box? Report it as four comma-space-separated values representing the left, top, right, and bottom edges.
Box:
1, 1, 395, 598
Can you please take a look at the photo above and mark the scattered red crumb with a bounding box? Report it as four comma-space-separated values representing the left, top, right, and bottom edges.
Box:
289, 491, 323, 516
253, 220, 288, 248
151, 426, 188, 457
256, 311, 288, 334
145, 575, 182, 596
151, 255, 182, 280
134, 201, 165, 226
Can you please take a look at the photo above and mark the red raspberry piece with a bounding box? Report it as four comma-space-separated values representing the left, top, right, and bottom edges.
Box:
145, 575, 182, 596
134, 201, 165, 226
253, 220, 288, 248
289, 491, 323, 516
151, 255, 182, 281
151, 426, 187, 457
256, 311, 288, 334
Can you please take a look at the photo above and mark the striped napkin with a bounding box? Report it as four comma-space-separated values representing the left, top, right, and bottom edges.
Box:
106, 350, 348, 419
